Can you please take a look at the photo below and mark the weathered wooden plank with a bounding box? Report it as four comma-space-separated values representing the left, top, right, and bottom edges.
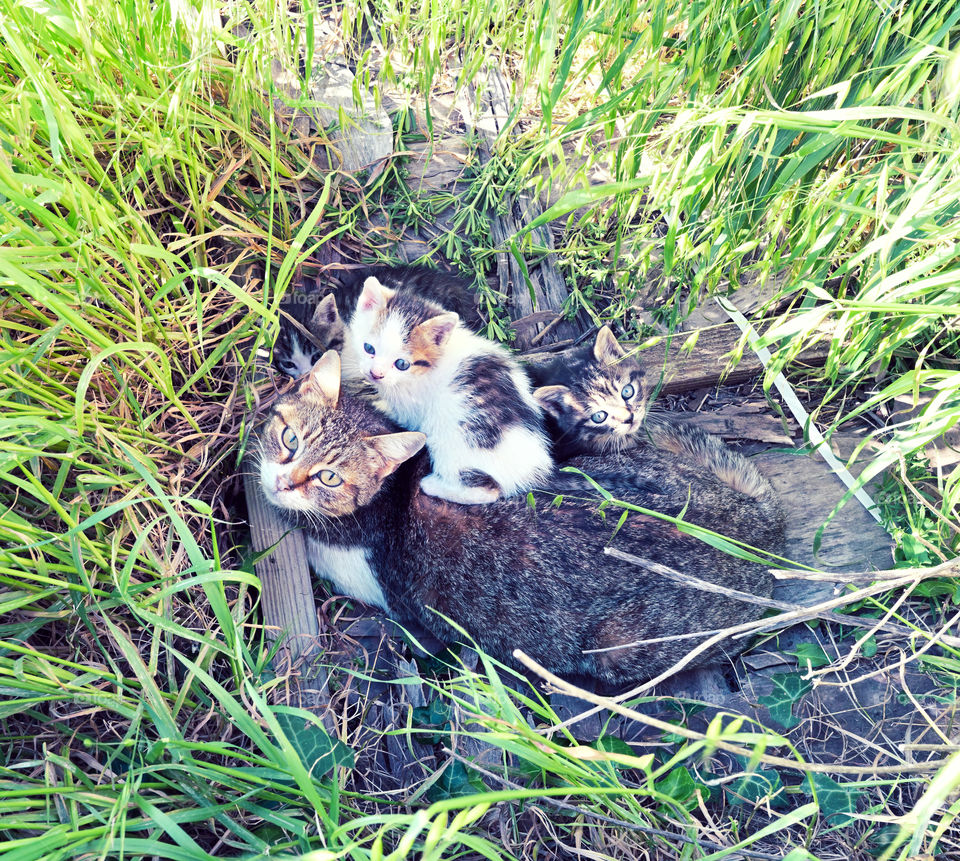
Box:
754, 434, 894, 607
245, 476, 318, 651
634, 323, 832, 395
240, 249, 335, 721
665, 408, 794, 445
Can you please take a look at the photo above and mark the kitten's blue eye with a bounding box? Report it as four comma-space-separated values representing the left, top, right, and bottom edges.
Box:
363, 343, 375, 355
590, 411, 608, 424
621, 384, 635, 400
394, 358, 410, 371
317, 469, 342, 487
281, 426, 298, 451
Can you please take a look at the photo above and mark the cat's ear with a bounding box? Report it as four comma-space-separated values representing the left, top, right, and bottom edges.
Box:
534, 385, 578, 418
357, 276, 395, 312
593, 326, 626, 365
311, 293, 340, 328
367, 431, 426, 481
417, 312, 459, 347
300, 350, 341, 406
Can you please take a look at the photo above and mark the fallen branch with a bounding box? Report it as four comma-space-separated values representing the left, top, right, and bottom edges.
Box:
601, 547, 960, 650
770, 557, 960, 585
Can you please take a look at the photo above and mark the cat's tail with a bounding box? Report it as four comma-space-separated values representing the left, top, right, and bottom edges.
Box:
644, 418, 783, 524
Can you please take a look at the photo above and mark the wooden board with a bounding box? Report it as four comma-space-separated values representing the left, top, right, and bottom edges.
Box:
239, 260, 335, 722
755, 436, 894, 606
634, 323, 832, 395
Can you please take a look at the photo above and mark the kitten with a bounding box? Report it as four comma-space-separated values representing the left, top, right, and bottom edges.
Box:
530, 327, 649, 459
273, 265, 482, 378
273, 285, 333, 379
343, 276, 552, 504
254, 351, 784, 686
529, 328, 774, 506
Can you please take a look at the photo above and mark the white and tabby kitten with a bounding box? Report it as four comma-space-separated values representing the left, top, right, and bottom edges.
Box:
344, 276, 553, 504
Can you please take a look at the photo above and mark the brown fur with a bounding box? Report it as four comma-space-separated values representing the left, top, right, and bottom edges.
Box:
406, 318, 452, 370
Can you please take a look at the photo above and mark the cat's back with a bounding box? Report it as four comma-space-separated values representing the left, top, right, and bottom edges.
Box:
442, 329, 545, 434
389, 449, 781, 683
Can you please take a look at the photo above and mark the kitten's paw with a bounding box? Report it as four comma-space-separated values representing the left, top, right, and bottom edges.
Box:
418, 473, 450, 499
419, 474, 499, 505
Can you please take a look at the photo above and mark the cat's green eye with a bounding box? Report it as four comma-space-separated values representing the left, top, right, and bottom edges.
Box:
621, 383, 635, 400
317, 469, 342, 487
394, 358, 410, 371
590, 411, 608, 424
281, 426, 298, 452
363, 343, 375, 355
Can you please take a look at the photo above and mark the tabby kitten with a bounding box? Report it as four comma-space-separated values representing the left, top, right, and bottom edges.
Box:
528, 328, 775, 505
273, 265, 482, 378
273, 287, 334, 379
254, 351, 784, 686
530, 327, 649, 459
343, 276, 552, 504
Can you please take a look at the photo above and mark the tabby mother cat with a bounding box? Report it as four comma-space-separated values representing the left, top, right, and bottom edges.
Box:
254, 351, 784, 685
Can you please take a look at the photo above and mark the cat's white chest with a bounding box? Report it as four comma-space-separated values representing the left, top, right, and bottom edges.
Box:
305, 538, 389, 611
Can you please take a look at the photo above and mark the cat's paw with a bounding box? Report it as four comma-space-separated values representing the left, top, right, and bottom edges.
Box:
420, 473, 499, 505
418, 473, 449, 499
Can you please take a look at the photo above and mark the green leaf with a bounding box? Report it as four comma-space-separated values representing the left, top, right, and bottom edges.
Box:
805, 773, 861, 827
786, 641, 831, 669
726, 767, 787, 808
782, 849, 819, 861
588, 735, 636, 771
413, 699, 452, 744
656, 766, 701, 811
273, 709, 354, 776
758, 673, 812, 729
424, 759, 486, 803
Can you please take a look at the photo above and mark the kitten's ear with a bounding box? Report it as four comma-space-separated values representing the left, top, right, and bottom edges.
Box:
311, 293, 340, 328
367, 431, 426, 481
593, 326, 626, 365
300, 350, 341, 406
357, 276, 395, 312
417, 312, 459, 347
534, 385, 578, 418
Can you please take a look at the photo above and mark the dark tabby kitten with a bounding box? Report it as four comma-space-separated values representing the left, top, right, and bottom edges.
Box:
273, 265, 482, 378
530, 327, 649, 459
529, 327, 773, 502
253, 351, 785, 685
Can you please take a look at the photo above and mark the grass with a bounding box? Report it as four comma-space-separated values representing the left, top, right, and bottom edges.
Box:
2, 0, 960, 857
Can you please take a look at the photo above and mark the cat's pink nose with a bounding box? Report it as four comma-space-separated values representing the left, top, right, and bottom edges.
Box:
370, 369, 384, 381
275, 475, 293, 493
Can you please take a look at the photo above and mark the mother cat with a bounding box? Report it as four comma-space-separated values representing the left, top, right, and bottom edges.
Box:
254, 352, 784, 685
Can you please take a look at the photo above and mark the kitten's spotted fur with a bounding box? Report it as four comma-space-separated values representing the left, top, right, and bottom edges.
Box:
273, 265, 482, 378
254, 351, 785, 686
530, 327, 649, 459
344, 276, 552, 504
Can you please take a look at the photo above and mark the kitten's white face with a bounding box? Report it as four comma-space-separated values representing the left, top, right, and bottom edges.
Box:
350, 301, 415, 390
348, 277, 458, 392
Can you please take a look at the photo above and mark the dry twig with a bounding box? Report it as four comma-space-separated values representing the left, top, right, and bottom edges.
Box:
515, 650, 950, 776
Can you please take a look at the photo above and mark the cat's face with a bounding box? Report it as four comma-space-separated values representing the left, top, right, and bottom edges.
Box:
258, 351, 425, 516
534, 327, 648, 452
348, 277, 459, 391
